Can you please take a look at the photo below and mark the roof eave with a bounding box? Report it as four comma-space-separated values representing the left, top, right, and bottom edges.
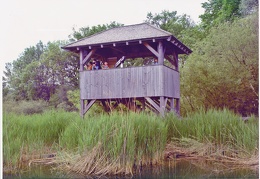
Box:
61, 35, 172, 50
62, 35, 192, 55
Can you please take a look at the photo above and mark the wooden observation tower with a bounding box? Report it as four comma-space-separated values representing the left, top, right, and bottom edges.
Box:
62, 23, 192, 117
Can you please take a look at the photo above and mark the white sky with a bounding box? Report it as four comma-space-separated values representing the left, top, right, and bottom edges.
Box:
0, 0, 207, 66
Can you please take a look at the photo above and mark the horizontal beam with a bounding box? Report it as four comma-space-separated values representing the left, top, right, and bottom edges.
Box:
109, 46, 125, 54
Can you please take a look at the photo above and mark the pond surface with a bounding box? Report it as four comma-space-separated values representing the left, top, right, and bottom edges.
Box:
3, 159, 258, 179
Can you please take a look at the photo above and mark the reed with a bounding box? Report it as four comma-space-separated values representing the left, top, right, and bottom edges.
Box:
3, 110, 76, 170
3, 108, 258, 176
58, 112, 167, 175
3, 110, 167, 175
165, 108, 258, 157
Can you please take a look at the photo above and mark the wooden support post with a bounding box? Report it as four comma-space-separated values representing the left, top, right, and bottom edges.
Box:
80, 99, 97, 118
80, 99, 84, 118
79, 50, 84, 72
142, 98, 145, 111
170, 98, 174, 111
157, 41, 164, 65
101, 100, 110, 112
175, 98, 180, 116
173, 51, 179, 71
169, 98, 180, 117
164, 97, 168, 110
160, 96, 165, 117
80, 50, 84, 117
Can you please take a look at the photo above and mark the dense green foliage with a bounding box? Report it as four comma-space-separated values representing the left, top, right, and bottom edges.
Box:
2, 1, 258, 115
3, 41, 79, 103
3, 110, 258, 173
181, 14, 258, 116
200, 0, 242, 30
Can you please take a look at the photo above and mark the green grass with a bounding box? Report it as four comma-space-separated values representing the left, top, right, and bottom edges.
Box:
165, 108, 258, 154
59, 112, 167, 168
3, 108, 258, 175
3, 110, 76, 169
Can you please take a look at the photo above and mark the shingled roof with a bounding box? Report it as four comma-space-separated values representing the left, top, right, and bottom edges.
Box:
62, 23, 192, 55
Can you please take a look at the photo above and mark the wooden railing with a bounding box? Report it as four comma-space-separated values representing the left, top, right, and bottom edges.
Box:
80, 65, 180, 100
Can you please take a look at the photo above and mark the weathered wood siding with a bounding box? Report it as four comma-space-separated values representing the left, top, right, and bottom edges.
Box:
80, 65, 180, 100
162, 66, 180, 98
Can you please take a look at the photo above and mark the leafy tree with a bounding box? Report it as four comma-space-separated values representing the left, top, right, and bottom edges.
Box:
6, 41, 45, 100
146, 10, 178, 29
3, 62, 12, 98
199, 0, 242, 30
3, 41, 79, 103
146, 10, 196, 40
181, 13, 258, 116
38, 41, 79, 101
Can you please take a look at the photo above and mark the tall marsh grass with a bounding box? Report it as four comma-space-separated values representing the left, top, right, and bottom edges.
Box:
58, 112, 167, 175
165, 108, 258, 155
3, 111, 167, 175
3, 110, 75, 170
3, 108, 258, 175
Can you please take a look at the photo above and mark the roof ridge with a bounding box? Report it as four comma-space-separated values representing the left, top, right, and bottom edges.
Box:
64, 23, 150, 47
145, 23, 172, 35
63, 26, 115, 47
63, 22, 171, 47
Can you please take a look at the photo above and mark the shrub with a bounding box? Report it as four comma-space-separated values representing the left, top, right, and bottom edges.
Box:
3, 100, 49, 115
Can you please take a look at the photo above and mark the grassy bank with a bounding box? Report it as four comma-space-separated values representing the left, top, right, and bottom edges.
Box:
3, 109, 258, 176
166, 109, 258, 155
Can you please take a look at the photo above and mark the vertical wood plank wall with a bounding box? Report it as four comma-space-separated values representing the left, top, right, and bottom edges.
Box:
80, 65, 180, 100
163, 66, 180, 98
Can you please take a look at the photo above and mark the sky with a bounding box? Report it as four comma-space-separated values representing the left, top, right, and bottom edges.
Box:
0, 0, 207, 67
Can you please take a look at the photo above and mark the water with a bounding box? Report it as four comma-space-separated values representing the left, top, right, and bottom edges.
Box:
134, 160, 258, 179
3, 159, 258, 179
